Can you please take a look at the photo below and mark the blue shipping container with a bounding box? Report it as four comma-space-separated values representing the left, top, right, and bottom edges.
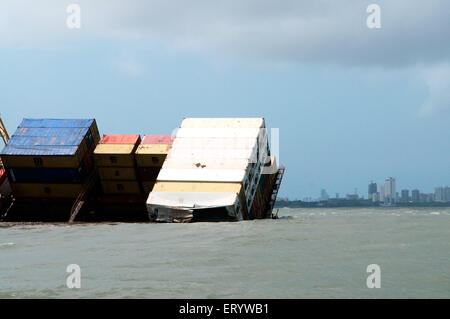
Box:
1, 119, 95, 156
19, 119, 95, 128
7, 132, 87, 147
6, 165, 90, 183
0, 145, 80, 156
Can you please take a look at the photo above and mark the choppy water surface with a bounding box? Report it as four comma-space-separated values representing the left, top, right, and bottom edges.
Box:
1, 207, 449, 298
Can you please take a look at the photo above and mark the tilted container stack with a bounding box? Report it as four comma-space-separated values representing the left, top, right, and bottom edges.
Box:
147, 118, 278, 222
252, 156, 278, 219
135, 135, 173, 195
93, 135, 142, 197
0, 119, 100, 199
0, 167, 11, 196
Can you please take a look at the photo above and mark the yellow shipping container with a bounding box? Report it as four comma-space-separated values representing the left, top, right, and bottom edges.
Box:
11, 183, 83, 198
142, 181, 155, 194
94, 144, 137, 167
1, 141, 88, 168
135, 144, 170, 167
101, 180, 141, 194
98, 167, 137, 180
152, 181, 242, 193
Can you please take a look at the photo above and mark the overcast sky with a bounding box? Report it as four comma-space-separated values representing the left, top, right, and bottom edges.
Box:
1, 1, 449, 198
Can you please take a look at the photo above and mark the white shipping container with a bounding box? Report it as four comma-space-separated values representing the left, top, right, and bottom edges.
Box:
157, 168, 247, 183
148, 191, 238, 208
172, 137, 257, 150
146, 118, 277, 222
147, 192, 242, 222
166, 147, 257, 161
175, 128, 261, 139
180, 118, 265, 129
161, 158, 249, 170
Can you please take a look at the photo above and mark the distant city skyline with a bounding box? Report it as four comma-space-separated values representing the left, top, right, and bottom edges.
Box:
291, 176, 449, 203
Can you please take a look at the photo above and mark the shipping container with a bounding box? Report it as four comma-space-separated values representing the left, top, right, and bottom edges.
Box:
0, 169, 5, 183
0, 175, 12, 196
98, 167, 137, 180
101, 180, 141, 194
161, 158, 249, 170
1, 147, 88, 168
99, 134, 141, 145
147, 118, 274, 222
17, 118, 99, 150
0, 118, 99, 168
19, 118, 95, 128
94, 144, 138, 167
157, 169, 247, 183
148, 191, 240, 210
135, 144, 170, 167
172, 137, 257, 150
142, 181, 155, 194
180, 118, 265, 129
166, 147, 256, 161
90, 120, 101, 145
6, 166, 88, 183
98, 194, 146, 205
175, 127, 262, 139
11, 183, 83, 198
152, 181, 242, 193
138, 167, 161, 181
141, 135, 173, 145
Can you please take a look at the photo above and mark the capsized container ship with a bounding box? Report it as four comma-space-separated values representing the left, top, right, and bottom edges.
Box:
0, 117, 284, 223
147, 118, 282, 222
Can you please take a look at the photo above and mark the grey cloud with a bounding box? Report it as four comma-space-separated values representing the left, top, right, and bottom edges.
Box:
419, 64, 450, 116
1, 0, 450, 67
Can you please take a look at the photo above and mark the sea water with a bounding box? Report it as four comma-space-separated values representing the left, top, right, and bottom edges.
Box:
0, 207, 449, 298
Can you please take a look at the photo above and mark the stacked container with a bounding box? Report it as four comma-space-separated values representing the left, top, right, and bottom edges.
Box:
135, 135, 173, 195
0, 168, 12, 196
0, 119, 100, 199
94, 135, 142, 196
147, 118, 274, 222
251, 156, 278, 219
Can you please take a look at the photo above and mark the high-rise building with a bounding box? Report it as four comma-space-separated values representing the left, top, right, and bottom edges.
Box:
444, 187, 450, 202
371, 192, 379, 202
435, 187, 444, 202
382, 177, 396, 204
411, 189, 420, 203
401, 189, 410, 203
368, 182, 377, 199
380, 184, 385, 202
320, 189, 329, 201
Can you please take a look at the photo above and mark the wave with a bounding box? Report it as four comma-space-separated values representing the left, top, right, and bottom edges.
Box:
0, 242, 15, 248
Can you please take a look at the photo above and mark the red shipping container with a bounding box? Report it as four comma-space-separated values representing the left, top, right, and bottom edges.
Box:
99, 135, 141, 145
0, 168, 6, 185
141, 135, 174, 145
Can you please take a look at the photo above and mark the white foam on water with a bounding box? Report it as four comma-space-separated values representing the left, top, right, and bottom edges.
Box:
429, 212, 440, 215
0, 242, 15, 248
